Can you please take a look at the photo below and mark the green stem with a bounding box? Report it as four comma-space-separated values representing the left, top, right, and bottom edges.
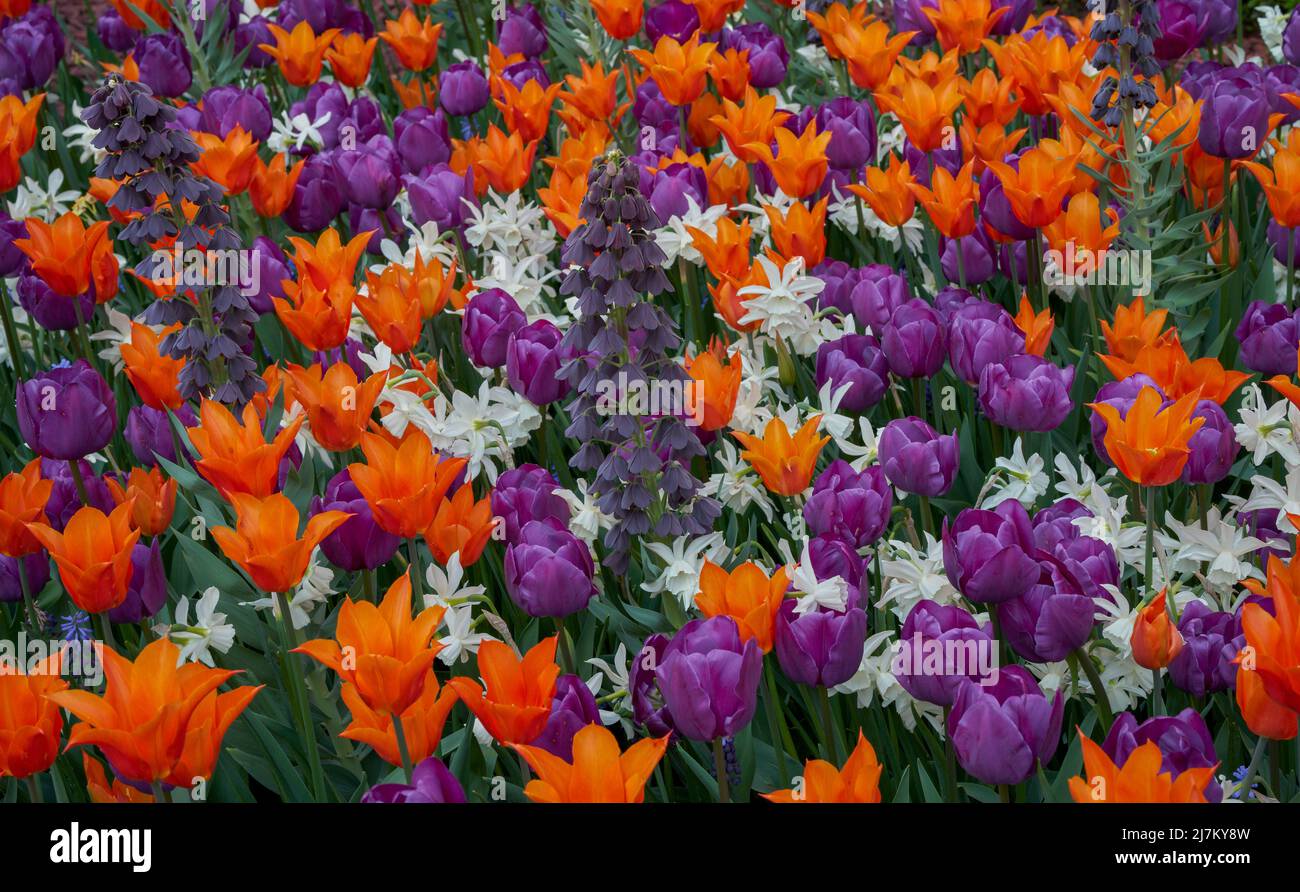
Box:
392, 713, 415, 784
26, 775, 43, 803
276, 591, 326, 801
712, 737, 730, 803
817, 685, 843, 764
1143, 486, 1156, 595
0, 279, 27, 381
407, 538, 425, 603
1074, 647, 1114, 734
764, 660, 798, 767
1237, 734, 1268, 802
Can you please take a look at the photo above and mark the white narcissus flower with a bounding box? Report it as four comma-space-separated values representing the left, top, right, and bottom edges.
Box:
1053, 452, 1114, 504
89, 306, 137, 373
1159, 509, 1268, 592
832, 630, 945, 733
1240, 465, 1300, 534
1074, 488, 1146, 567
425, 381, 542, 483
557, 479, 616, 544
243, 549, 335, 630
8, 170, 80, 221
473, 251, 564, 321
786, 539, 849, 614
374, 220, 458, 274
737, 255, 835, 356
1259, 4, 1289, 61
436, 604, 495, 666
877, 534, 958, 621
1234, 384, 1300, 466
654, 196, 729, 266
701, 439, 776, 522
161, 587, 236, 667
980, 437, 1049, 509
642, 532, 728, 609
463, 189, 557, 260
424, 552, 486, 608
268, 110, 332, 154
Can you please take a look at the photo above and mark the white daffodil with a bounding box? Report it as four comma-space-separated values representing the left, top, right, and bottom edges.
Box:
424, 552, 486, 608
980, 437, 1049, 509
8, 170, 80, 221
1241, 465, 1300, 534
62, 103, 105, 165
642, 532, 728, 609
472, 251, 564, 321
786, 538, 849, 614
557, 479, 616, 544
654, 196, 729, 266
436, 604, 495, 666
89, 306, 137, 373
700, 439, 776, 522
877, 534, 958, 620
1054, 452, 1114, 504
162, 587, 236, 667
1259, 4, 1289, 60
1074, 489, 1146, 567
268, 110, 332, 154
1160, 509, 1268, 592
463, 189, 557, 260
1235, 384, 1300, 466
832, 630, 945, 732
737, 255, 834, 356
243, 550, 334, 630
374, 221, 458, 273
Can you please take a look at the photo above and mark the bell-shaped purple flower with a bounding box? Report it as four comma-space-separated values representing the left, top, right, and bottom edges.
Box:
946, 300, 1025, 385
947, 666, 1063, 785
17, 361, 117, 461
878, 417, 959, 497
996, 554, 1097, 663
893, 600, 997, 706
978, 354, 1075, 432
804, 460, 892, 550
504, 519, 596, 618
882, 298, 947, 379
943, 500, 1041, 604
815, 333, 888, 412
462, 288, 526, 368
656, 616, 762, 741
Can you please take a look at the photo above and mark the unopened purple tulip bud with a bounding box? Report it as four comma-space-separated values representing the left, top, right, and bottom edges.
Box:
879, 417, 959, 497
946, 300, 1025, 386
657, 616, 762, 741
312, 470, 401, 572
893, 600, 995, 706
362, 757, 466, 803
943, 500, 1040, 604
774, 598, 867, 688
504, 519, 596, 618
17, 361, 117, 461
882, 298, 947, 379
1102, 710, 1223, 802
134, 32, 192, 98
804, 460, 892, 549
491, 464, 571, 542
439, 60, 490, 117
1181, 400, 1239, 485
815, 333, 889, 412
947, 666, 1063, 785
978, 354, 1075, 432
996, 554, 1096, 663
1168, 601, 1243, 698
463, 288, 527, 368
1235, 300, 1300, 376
527, 675, 602, 761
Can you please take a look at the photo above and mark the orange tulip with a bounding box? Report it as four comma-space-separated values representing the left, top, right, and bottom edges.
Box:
709, 47, 751, 103
1236, 662, 1299, 741
273, 275, 356, 352
764, 198, 828, 267
687, 216, 752, 282
695, 559, 789, 652
412, 251, 459, 318
447, 637, 560, 745
0, 459, 52, 558
348, 429, 468, 539
474, 124, 539, 194
106, 467, 177, 538
732, 415, 830, 496
1182, 142, 1232, 209
847, 154, 917, 227
706, 155, 750, 207
426, 484, 496, 566
628, 34, 717, 107
959, 119, 1027, 175
763, 730, 884, 802
27, 502, 141, 614
326, 32, 378, 88
380, 8, 443, 71
687, 0, 746, 32
1130, 589, 1184, 670
875, 76, 964, 154
711, 86, 791, 165
1100, 296, 1169, 364
250, 152, 306, 218
557, 60, 627, 131
494, 77, 562, 144
0, 93, 43, 193
120, 322, 185, 411
338, 672, 459, 767
540, 166, 589, 238
746, 120, 832, 200
1068, 733, 1215, 803
923, 0, 1006, 54
187, 399, 304, 499
212, 492, 350, 593
1240, 152, 1300, 228
709, 275, 761, 334
807, 2, 873, 60
289, 227, 371, 290
686, 92, 723, 149
391, 73, 439, 110
684, 343, 743, 432
1088, 387, 1205, 487
296, 572, 444, 717
284, 361, 387, 453
831, 20, 916, 91
169, 677, 264, 787
48, 638, 258, 786
108, 0, 169, 29
590, 0, 644, 39
0, 653, 66, 779
984, 31, 1091, 117
1238, 554, 1300, 717
260, 22, 341, 87
358, 264, 425, 355
1013, 294, 1054, 357
962, 68, 1020, 128
83, 753, 153, 803
984, 146, 1078, 229
907, 159, 979, 239
191, 126, 259, 195
1100, 327, 1248, 405
14, 212, 116, 299
1203, 218, 1240, 269
1041, 191, 1120, 257
511, 723, 669, 803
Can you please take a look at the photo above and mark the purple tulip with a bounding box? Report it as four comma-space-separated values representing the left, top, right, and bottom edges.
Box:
198, 85, 273, 143
278, 0, 374, 37
810, 98, 875, 171
882, 298, 947, 378
362, 757, 466, 803
646, 0, 700, 43
284, 152, 344, 232
1102, 710, 1223, 802
905, 139, 962, 187
943, 500, 1041, 604
947, 666, 1063, 785
1197, 67, 1270, 159
124, 404, 196, 468
996, 554, 1097, 663
41, 459, 113, 532
940, 229, 997, 286
134, 32, 192, 98
16, 273, 96, 333
1181, 59, 1227, 99
878, 417, 960, 497
1287, 8, 1300, 66
656, 616, 762, 741
631, 633, 674, 736
527, 675, 602, 761
235, 18, 275, 68
97, 9, 138, 54
393, 106, 452, 175
893, 600, 997, 706
1053, 534, 1120, 603
334, 135, 401, 209
312, 470, 401, 572
978, 354, 1075, 432
17, 361, 117, 461
804, 460, 892, 550
1181, 400, 1239, 485
0, 5, 65, 90
462, 288, 527, 368
981, 157, 1035, 241
933, 286, 978, 322
504, 519, 596, 618
506, 319, 570, 406
849, 265, 912, 331
808, 533, 865, 591
406, 163, 477, 233
991, 0, 1034, 34
107, 540, 167, 624
1168, 601, 1243, 698
0, 213, 26, 277
438, 60, 490, 117
946, 300, 1026, 385
815, 333, 889, 412
1235, 300, 1300, 377
491, 464, 571, 542
1264, 65, 1300, 124
1153, 0, 1209, 61
1090, 374, 1166, 465
498, 3, 548, 57
724, 23, 788, 87
894, 0, 938, 44
646, 162, 707, 221
774, 597, 867, 688
0, 552, 48, 604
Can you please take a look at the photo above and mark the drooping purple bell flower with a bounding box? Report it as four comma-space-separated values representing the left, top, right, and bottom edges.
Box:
878, 417, 959, 497
17, 361, 117, 461
656, 616, 762, 741
947, 665, 1064, 785
504, 519, 596, 618
978, 354, 1075, 433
